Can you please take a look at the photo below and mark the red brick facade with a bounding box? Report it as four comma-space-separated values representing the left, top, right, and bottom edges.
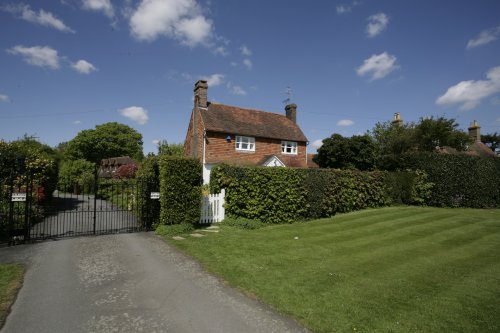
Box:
184, 80, 309, 182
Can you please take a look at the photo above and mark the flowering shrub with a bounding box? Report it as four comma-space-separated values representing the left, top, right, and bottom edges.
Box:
112, 163, 138, 179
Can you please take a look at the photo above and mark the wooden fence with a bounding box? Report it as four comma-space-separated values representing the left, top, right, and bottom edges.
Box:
200, 189, 225, 224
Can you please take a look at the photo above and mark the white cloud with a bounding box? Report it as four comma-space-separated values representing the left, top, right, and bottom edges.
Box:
240, 45, 252, 56
129, 0, 214, 47
7, 45, 60, 69
311, 139, 323, 150
231, 86, 247, 96
213, 46, 227, 56
82, 0, 114, 17
436, 66, 500, 110
467, 26, 500, 49
336, 5, 351, 14
152, 139, 160, 145
366, 13, 389, 38
119, 106, 149, 125
243, 58, 252, 70
73, 120, 82, 125
356, 52, 399, 81
71, 59, 97, 74
201, 73, 224, 87
0, 94, 9, 102
337, 119, 354, 126
2, 4, 75, 33
230, 61, 238, 67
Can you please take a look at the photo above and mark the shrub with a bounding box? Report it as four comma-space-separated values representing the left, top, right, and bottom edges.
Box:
58, 159, 95, 193
136, 156, 160, 228
210, 165, 403, 223
400, 152, 500, 208
159, 156, 202, 225
112, 163, 138, 179
383, 170, 433, 205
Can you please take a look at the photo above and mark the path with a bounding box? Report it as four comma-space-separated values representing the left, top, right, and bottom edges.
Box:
0, 232, 306, 333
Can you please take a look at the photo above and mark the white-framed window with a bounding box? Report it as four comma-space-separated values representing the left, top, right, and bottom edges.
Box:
236, 136, 255, 151
281, 141, 298, 154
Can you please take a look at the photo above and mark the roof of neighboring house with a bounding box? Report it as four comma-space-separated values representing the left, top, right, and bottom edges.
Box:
436, 141, 497, 158
200, 103, 308, 142
100, 156, 134, 167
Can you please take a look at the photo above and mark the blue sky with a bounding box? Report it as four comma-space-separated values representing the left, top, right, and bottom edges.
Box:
1, 0, 499, 154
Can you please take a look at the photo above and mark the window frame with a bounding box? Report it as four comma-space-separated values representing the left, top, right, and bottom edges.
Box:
235, 135, 256, 152
281, 141, 298, 155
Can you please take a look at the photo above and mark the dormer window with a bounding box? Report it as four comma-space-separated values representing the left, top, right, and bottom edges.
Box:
281, 141, 297, 154
236, 136, 255, 151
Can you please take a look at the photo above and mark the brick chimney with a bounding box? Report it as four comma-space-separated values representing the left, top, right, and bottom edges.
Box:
285, 103, 297, 123
468, 120, 481, 142
194, 80, 208, 108
392, 112, 403, 127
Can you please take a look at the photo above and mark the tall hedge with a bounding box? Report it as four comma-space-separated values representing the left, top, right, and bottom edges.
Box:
136, 156, 160, 229
399, 152, 500, 208
210, 165, 425, 224
159, 156, 202, 225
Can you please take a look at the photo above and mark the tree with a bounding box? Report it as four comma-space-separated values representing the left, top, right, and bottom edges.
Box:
414, 116, 470, 151
157, 140, 184, 157
370, 121, 416, 170
314, 134, 376, 170
65, 122, 144, 166
482, 132, 500, 153
58, 159, 95, 192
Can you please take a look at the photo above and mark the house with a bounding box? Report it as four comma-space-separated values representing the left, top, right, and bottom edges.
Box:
184, 80, 309, 183
99, 156, 135, 178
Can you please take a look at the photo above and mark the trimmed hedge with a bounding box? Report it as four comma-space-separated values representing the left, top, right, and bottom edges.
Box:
136, 156, 160, 228
159, 156, 202, 225
399, 153, 500, 208
210, 165, 428, 224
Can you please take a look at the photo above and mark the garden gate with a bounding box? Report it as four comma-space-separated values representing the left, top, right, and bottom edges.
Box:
1, 171, 158, 244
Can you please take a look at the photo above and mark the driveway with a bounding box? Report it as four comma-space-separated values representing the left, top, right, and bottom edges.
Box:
0, 233, 306, 333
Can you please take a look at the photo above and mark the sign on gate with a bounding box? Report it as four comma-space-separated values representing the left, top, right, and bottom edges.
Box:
150, 192, 160, 199
12, 193, 27, 202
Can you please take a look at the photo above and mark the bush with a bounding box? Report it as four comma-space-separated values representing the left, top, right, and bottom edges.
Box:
159, 156, 202, 225
155, 223, 194, 237
211, 165, 307, 224
210, 165, 411, 223
223, 216, 266, 229
112, 163, 138, 179
383, 170, 433, 205
58, 159, 95, 193
136, 156, 160, 228
400, 152, 500, 208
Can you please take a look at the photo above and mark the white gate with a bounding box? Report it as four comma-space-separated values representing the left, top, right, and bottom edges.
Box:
200, 189, 225, 224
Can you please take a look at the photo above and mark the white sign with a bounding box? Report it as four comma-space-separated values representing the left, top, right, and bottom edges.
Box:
12, 193, 27, 202
150, 192, 160, 199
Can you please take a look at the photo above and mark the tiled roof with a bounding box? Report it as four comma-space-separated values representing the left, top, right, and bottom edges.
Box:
200, 103, 308, 142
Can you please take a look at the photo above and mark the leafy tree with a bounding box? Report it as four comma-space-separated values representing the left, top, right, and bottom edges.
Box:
314, 134, 376, 170
157, 140, 184, 157
482, 132, 500, 152
370, 121, 416, 170
65, 122, 144, 166
414, 116, 470, 151
58, 159, 95, 192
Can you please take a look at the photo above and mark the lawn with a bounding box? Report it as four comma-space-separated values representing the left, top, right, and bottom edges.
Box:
0, 263, 23, 329
166, 206, 500, 333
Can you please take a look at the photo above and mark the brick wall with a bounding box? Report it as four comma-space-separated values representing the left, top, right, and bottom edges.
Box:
183, 108, 204, 159
205, 131, 307, 167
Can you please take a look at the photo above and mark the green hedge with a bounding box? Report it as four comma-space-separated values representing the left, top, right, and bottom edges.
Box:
159, 156, 202, 225
136, 156, 160, 228
210, 165, 428, 224
399, 153, 500, 208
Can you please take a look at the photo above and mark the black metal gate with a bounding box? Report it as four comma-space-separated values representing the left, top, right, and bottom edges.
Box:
1, 172, 159, 244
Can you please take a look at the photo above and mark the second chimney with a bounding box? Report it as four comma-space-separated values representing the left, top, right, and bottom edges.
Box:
285, 103, 297, 123
468, 120, 481, 142
194, 80, 208, 108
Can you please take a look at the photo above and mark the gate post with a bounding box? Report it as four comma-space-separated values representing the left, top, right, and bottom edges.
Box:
93, 168, 98, 235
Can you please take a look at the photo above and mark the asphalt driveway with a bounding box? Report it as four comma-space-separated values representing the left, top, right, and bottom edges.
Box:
0, 232, 306, 333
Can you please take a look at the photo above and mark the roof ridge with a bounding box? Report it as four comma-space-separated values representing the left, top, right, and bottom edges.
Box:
209, 102, 286, 117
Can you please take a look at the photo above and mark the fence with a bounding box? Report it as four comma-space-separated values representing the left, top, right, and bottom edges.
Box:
200, 189, 225, 224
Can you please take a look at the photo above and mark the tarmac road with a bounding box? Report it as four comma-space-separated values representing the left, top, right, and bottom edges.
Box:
0, 232, 306, 333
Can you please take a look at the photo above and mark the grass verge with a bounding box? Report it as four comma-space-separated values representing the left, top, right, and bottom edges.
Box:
0, 263, 24, 329
164, 206, 500, 333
